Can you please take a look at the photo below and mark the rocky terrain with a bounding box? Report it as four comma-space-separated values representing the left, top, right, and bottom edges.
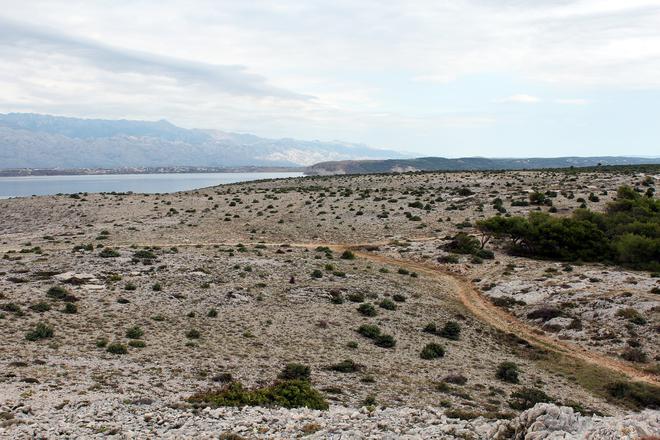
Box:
1, 167, 658, 438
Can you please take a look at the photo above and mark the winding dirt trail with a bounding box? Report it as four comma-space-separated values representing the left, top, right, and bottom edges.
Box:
344, 247, 659, 387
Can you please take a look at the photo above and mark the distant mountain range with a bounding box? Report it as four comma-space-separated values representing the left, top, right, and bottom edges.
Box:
305, 156, 660, 175
0, 113, 406, 169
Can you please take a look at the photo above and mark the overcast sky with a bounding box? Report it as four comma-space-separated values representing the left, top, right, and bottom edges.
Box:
1, 0, 659, 157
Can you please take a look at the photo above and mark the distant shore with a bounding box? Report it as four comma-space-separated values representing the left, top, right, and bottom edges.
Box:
0, 166, 303, 177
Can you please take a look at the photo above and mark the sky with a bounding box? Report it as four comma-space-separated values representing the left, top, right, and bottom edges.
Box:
0, 0, 659, 157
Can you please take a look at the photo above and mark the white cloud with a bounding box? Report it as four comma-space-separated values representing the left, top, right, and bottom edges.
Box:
498, 94, 542, 104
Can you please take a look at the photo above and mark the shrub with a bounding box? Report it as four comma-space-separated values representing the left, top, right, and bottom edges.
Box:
357, 303, 377, 317
606, 381, 660, 409
126, 326, 144, 339
509, 387, 553, 410
278, 363, 311, 381
496, 362, 520, 384
328, 359, 361, 373
443, 374, 468, 385
379, 299, 396, 310
357, 324, 381, 339
329, 291, 344, 304
208, 308, 218, 318
439, 321, 461, 340
527, 307, 562, 322
420, 343, 445, 359
311, 269, 323, 279
63, 303, 78, 314
616, 308, 647, 325
212, 373, 234, 383
25, 322, 54, 341
347, 292, 365, 303
133, 249, 156, 260
423, 322, 437, 334
340, 250, 356, 260
444, 233, 481, 255
99, 248, 120, 258
186, 329, 201, 339
188, 380, 329, 410
106, 343, 128, 354
29, 302, 51, 313
129, 340, 146, 348
392, 294, 406, 302
621, 348, 648, 363
47, 286, 78, 302
374, 334, 396, 348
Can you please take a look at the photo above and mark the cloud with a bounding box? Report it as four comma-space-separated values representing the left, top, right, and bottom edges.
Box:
0, 17, 308, 100
498, 94, 541, 104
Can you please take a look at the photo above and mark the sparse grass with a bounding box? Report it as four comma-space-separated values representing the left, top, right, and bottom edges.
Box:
25, 322, 54, 341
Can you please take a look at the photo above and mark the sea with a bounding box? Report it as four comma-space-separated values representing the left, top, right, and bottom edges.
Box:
0, 172, 304, 199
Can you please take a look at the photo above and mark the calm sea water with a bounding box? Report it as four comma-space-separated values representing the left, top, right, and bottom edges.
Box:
0, 172, 304, 198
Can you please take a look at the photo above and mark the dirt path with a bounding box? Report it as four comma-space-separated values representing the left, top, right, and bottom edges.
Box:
346, 248, 659, 387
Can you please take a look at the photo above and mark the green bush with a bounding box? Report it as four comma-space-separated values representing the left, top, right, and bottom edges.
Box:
311, 269, 323, 279
133, 249, 156, 260
423, 322, 437, 334
420, 343, 445, 359
347, 292, 365, 303
29, 302, 51, 313
47, 286, 78, 302
379, 299, 396, 310
189, 380, 329, 410
63, 303, 78, 314
99, 248, 120, 258
357, 303, 377, 317
374, 334, 396, 348
509, 387, 553, 410
496, 362, 520, 384
606, 381, 660, 409
357, 324, 381, 339
340, 250, 356, 260
278, 363, 311, 381
126, 326, 144, 339
439, 321, 461, 340
25, 322, 54, 341
208, 308, 218, 318
392, 294, 406, 302
186, 329, 201, 339
107, 343, 128, 354
328, 359, 361, 373
129, 340, 146, 348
